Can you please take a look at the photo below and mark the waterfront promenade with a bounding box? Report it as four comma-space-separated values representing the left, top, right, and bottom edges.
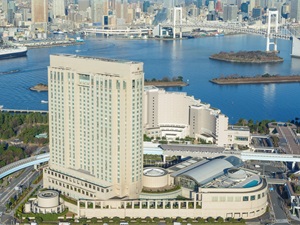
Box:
0, 108, 48, 114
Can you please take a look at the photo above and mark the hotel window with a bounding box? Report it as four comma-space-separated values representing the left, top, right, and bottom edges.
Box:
250, 195, 255, 201
212, 196, 218, 202
243, 196, 249, 201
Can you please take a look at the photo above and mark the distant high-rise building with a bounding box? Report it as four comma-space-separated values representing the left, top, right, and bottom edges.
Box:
241, 2, 248, 13
91, 0, 108, 23
2, 0, 9, 17
142, 1, 150, 13
78, 0, 90, 11
185, 0, 193, 6
7, 0, 15, 24
164, 0, 173, 8
282, 3, 290, 19
223, 4, 238, 21
43, 54, 144, 200
291, 0, 300, 22
32, 0, 48, 23
115, 0, 127, 21
252, 7, 262, 18
195, 0, 203, 8
215, 0, 222, 12
53, 0, 65, 18
208, 0, 214, 11
248, 0, 256, 14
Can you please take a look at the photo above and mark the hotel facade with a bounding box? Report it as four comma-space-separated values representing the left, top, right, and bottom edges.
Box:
43, 54, 144, 200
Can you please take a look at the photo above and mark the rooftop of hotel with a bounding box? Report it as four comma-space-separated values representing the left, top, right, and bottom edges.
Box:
228, 125, 250, 131
53, 54, 141, 64
201, 168, 261, 189
168, 156, 261, 189
143, 167, 168, 177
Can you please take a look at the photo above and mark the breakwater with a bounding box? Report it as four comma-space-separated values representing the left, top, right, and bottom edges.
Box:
210, 75, 300, 85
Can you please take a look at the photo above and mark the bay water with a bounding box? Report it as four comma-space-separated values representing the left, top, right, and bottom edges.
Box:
0, 34, 299, 123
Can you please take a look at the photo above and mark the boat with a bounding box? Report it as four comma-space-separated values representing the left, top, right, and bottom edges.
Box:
76, 37, 84, 42
215, 33, 225, 37
0, 46, 27, 60
41, 100, 48, 104
53, 30, 64, 34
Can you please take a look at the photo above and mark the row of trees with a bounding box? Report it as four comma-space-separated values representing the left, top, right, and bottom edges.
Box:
63, 216, 245, 224
235, 118, 275, 134
237, 117, 300, 135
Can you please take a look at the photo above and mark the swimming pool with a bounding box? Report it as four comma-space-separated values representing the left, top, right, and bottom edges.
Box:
243, 180, 259, 188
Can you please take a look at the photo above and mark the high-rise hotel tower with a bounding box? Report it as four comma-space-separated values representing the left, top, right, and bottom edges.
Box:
43, 55, 144, 200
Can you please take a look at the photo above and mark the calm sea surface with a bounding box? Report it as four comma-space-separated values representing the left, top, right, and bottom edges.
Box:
0, 34, 300, 123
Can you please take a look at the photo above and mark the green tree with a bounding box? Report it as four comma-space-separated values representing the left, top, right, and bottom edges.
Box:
112, 216, 120, 223
35, 217, 43, 223
145, 216, 152, 222
153, 217, 160, 222
78, 217, 87, 223
176, 217, 183, 222
207, 217, 215, 223
91, 217, 98, 223
102, 217, 109, 223
217, 217, 224, 223
197, 217, 205, 223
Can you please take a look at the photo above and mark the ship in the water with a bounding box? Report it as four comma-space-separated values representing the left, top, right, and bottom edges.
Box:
0, 45, 27, 59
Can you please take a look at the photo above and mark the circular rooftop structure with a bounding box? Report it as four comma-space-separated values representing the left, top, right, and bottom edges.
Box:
227, 168, 247, 181
37, 190, 60, 208
143, 167, 169, 188
32, 190, 65, 214
143, 168, 167, 177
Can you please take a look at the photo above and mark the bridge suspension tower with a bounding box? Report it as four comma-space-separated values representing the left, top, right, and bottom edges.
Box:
172, 6, 183, 39
266, 8, 279, 52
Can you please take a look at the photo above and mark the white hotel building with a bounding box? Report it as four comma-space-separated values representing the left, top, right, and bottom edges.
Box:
41, 55, 265, 220
143, 86, 250, 148
44, 54, 144, 200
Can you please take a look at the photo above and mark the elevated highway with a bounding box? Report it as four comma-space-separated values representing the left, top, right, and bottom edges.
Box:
161, 144, 300, 163
0, 153, 49, 179
2, 145, 300, 180
84, 27, 152, 36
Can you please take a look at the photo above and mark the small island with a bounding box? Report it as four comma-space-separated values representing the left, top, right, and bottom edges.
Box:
30, 83, 48, 92
210, 73, 300, 85
145, 76, 188, 87
209, 51, 284, 63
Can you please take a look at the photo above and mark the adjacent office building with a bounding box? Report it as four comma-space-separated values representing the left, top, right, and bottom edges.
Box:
43, 54, 144, 200
291, 0, 300, 22
223, 4, 238, 21
31, 0, 48, 23
91, 0, 108, 23
52, 0, 65, 18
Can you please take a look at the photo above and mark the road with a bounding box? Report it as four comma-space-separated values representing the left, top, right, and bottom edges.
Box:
0, 167, 39, 225
277, 126, 300, 155
269, 184, 290, 225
